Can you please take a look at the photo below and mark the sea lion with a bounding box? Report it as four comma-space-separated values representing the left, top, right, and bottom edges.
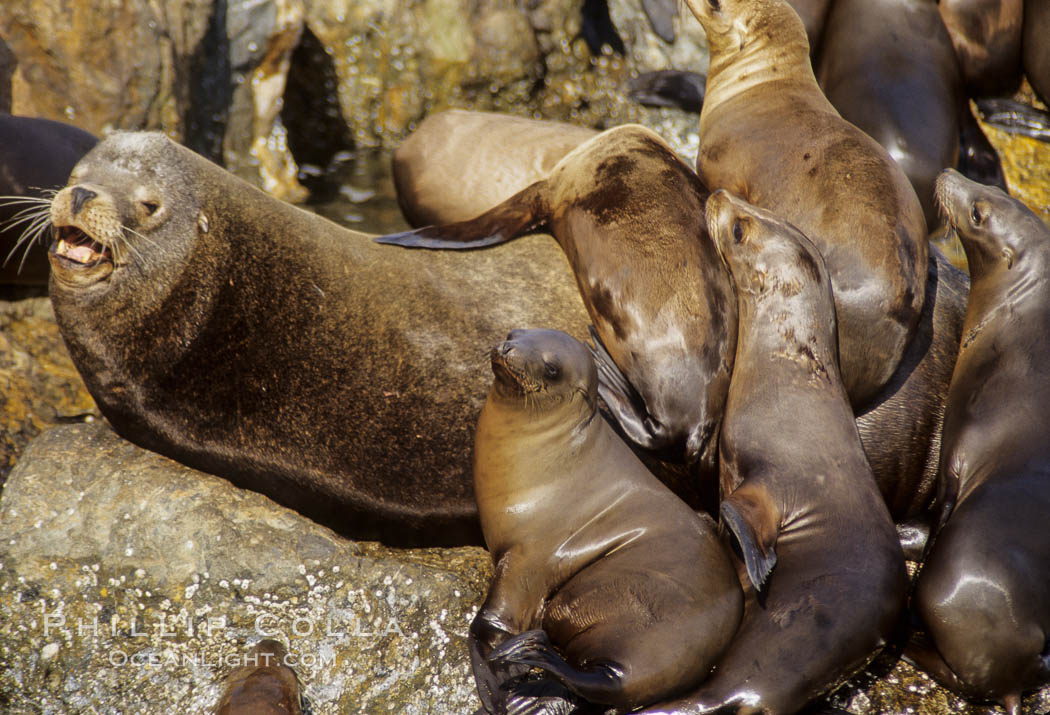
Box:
392, 110, 596, 227
45, 131, 591, 548
638, 190, 907, 715
377, 124, 737, 479
938, 0, 1023, 97
469, 328, 742, 713
976, 96, 1050, 142
684, 0, 929, 411
216, 640, 301, 715
1024, 0, 1050, 107
0, 113, 97, 285
815, 0, 962, 228
908, 169, 1050, 715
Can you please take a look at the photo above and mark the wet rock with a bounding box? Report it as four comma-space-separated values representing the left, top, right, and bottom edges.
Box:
0, 422, 490, 713
0, 296, 97, 489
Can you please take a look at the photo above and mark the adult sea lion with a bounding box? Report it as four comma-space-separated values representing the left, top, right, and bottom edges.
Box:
939, 0, 1023, 97
0, 113, 97, 285
815, 0, 962, 227
378, 124, 738, 479
1024, 0, 1050, 107
216, 640, 301, 715
45, 131, 590, 547
392, 110, 596, 227
909, 169, 1050, 715
469, 328, 742, 713
684, 0, 929, 411
638, 190, 906, 714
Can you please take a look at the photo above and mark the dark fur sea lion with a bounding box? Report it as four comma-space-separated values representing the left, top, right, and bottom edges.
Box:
638, 190, 906, 715
976, 96, 1050, 142
469, 328, 742, 713
1024, 0, 1050, 107
684, 0, 929, 411
816, 0, 962, 227
909, 169, 1050, 715
392, 110, 596, 227
0, 113, 97, 285
939, 0, 1023, 97
378, 124, 737, 478
216, 640, 301, 715
45, 131, 590, 547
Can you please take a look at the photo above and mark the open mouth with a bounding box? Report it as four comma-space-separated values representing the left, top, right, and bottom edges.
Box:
50, 225, 113, 266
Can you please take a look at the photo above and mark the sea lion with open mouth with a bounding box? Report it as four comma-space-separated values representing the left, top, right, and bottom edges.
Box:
45, 131, 590, 547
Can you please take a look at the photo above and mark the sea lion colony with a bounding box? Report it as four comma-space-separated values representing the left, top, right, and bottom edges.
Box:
2, 0, 1049, 712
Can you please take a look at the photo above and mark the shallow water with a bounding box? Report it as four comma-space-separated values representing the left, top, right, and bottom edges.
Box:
299, 151, 410, 236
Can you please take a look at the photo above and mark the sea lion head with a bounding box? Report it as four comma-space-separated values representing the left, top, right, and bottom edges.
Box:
47, 132, 210, 298
707, 189, 838, 378
935, 168, 1046, 279
684, 0, 808, 57
489, 328, 597, 414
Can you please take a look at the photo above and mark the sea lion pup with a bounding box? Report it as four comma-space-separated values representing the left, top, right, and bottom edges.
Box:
392, 110, 597, 227
377, 124, 738, 477
216, 640, 301, 715
938, 0, 1023, 97
469, 328, 742, 714
638, 191, 907, 715
815, 0, 962, 228
0, 113, 97, 285
685, 0, 928, 411
46, 131, 591, 547
908, 170, 1050, 715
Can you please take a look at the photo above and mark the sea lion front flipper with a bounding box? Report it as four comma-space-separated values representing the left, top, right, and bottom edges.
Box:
587, 326, 658, 451
492, 630, 624, 708
720, 484, 780, 591
974, 98, 1050, 143
374, 182, 550, 250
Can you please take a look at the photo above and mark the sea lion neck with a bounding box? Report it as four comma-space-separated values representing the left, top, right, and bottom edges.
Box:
701, 4, 817, 116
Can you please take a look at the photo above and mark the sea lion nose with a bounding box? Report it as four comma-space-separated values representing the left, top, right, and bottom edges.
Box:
70, 187, 97, 216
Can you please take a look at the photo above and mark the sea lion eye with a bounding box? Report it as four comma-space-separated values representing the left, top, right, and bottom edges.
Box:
708, 0, 721, 9
141, 201, 160, 215
732, 220, 744, 244
544, 362, 560, 379
970, 202, 983, 226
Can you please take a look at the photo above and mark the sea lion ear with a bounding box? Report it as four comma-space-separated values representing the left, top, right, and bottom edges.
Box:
197, 211, 210, 235
1001, 246, 1014, 269
721, 485, 780, 591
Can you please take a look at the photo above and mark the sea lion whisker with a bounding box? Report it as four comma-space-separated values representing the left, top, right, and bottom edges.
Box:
4, 213, 53, 270
122, 224, 160, 248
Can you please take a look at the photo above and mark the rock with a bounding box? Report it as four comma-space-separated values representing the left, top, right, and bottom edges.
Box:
0, 296, 97, 488
0, 422, 491, 713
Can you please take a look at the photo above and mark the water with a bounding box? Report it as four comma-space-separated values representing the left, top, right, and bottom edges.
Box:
298, 151, 410, 236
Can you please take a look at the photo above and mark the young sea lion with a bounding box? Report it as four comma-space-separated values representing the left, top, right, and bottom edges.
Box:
392, 110, 596, 227
0, 113, 97, 285
909, 170, 1050, 715
44, 131, 590, 547
639, 190, 906, 714
378, 124, 737, 478
939, 0, 1023, 97
685, 0, 929, 411
470, 328, 742, 713
815, 0, 962, 227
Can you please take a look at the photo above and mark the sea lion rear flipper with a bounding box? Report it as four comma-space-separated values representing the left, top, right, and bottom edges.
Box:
375, 182, 550, 250
587, 326, 660, 452
721, 485, 780, 591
